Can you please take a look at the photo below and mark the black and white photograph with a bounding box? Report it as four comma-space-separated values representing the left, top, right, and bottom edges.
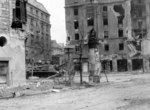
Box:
0, 0, 149, 110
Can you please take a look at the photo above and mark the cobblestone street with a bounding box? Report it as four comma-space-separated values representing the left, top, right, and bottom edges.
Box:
1, 74, 150, 110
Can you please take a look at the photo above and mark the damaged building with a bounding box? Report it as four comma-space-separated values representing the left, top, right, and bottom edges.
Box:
0, 0, 28, 86
65, 0, 150, 74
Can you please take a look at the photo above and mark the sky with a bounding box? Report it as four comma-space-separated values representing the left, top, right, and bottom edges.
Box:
37, 0, 66, 44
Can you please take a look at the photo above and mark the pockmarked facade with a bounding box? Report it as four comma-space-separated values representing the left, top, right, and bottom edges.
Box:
65, 0, 150, 73
0, 0, 27, 86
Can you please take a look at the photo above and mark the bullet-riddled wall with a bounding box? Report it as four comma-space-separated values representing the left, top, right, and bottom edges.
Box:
0, 0, 26, 86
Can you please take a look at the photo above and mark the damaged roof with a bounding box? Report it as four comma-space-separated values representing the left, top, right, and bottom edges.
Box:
27, 0, 50, 14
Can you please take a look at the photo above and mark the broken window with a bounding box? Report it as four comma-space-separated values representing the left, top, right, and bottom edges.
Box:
104, 31, 109, 38
11, 0, 27, 29
104, 44, 109, 51
113, 4, 125, 26
74, 20, 79, 29
118, 29, 123, 37
118, 16, 123, 25
119, 43, 124, 50
74, 8, 78, 16
103, 17, 108, 26
89, 28, 96, 37
103, 6, 107, 12
75, 33, 79, 40
86, 6, 94, 26
87, 18, 94, 26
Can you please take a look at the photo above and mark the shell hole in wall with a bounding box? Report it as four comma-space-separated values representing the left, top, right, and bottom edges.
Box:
0, 37, 7, 47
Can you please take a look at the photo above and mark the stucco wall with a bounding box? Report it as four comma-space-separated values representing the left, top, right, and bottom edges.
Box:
0, 0, 26, 86
0, 31, 26, 86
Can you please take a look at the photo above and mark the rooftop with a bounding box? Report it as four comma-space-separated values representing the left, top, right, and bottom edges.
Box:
27, 0, 49, 14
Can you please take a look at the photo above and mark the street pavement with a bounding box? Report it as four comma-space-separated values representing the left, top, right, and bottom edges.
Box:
1, 73, 150, 110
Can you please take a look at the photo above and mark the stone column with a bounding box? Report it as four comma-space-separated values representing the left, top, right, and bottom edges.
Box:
112, 59, 117, 73
89, 49, 95, 83
127, 58, 132, 72
89, 48, 100, 83
143, 57, 149, 73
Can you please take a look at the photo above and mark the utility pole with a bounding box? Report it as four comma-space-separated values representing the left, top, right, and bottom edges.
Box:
78, 29, 84, 85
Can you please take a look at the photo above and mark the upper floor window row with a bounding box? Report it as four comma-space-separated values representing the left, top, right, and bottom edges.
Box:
29, 6, 49, 21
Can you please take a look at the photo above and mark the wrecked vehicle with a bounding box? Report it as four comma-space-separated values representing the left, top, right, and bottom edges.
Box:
26, 65, 59, 79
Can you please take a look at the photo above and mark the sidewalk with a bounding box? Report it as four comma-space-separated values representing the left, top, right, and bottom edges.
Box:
0, 73, 150, 99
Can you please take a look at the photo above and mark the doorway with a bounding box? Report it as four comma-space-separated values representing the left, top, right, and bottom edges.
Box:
0, 61, 8, 84
117, 59, 128, 72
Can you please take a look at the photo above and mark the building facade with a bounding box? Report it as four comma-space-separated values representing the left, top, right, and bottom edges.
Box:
65, 0, 150, 73
25, 0, 51, 62
0, 0, 27, 86
51, 40, 64, 56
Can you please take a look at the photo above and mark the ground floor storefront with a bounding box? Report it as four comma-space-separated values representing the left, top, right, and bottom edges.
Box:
101, 55, 150, 73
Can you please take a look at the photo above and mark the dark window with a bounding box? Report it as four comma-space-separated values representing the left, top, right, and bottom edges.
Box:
74, 8, 78, 15
104, 31, 109, 38
41, 13, 43, 18
105, 44, 109, 51
36, 10, 38, 16
86, 6, 94, 26
103, 6, 107, 12
103, 18, 108, 25
75, 46, 80, 52
118, 30, 123, 37
87, 18, 94, 26
11, 0, 27, 28
67, 37, 70, 41
75, 33, 79, 40
118, 17, 123, 25
119, 43, 124, 50
74, 20, 79, 29
46, 25, 49, 32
